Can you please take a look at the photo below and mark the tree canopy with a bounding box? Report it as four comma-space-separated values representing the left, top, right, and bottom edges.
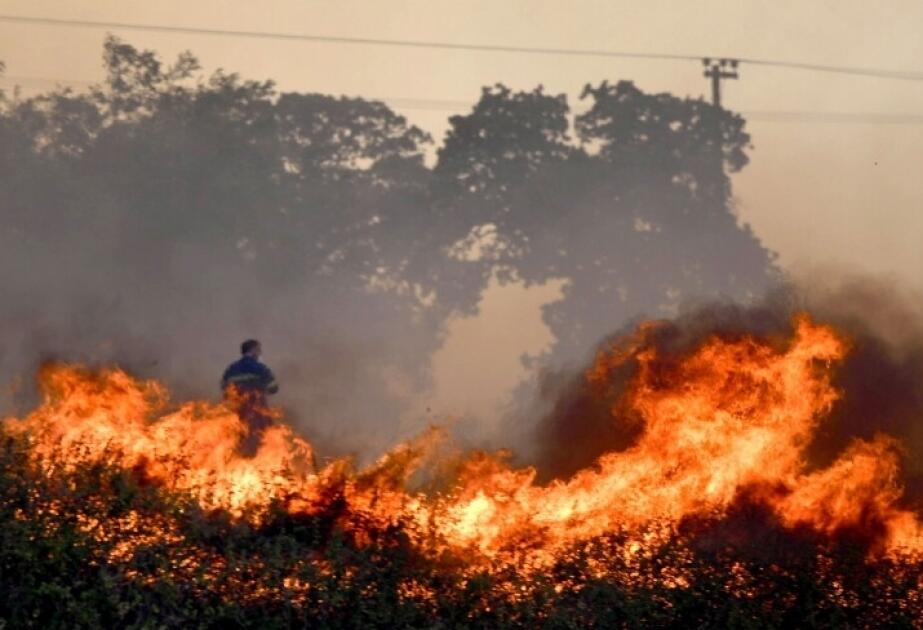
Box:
0, 38, 777, 451
433, 80, 776, 361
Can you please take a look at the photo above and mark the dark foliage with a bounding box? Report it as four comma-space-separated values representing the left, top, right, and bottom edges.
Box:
0, 434, 919, 629
433, 81, 777, 364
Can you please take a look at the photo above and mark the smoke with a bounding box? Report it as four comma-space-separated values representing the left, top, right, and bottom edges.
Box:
527, 275, 923, 507
1, 43, 917, 483
0, 222, 435, 463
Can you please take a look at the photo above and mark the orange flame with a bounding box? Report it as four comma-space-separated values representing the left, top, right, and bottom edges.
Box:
3, 315, 921, 566
435, 315, 921, 557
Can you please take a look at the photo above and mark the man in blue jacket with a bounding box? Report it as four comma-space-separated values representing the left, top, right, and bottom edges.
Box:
222, 339, 279, 455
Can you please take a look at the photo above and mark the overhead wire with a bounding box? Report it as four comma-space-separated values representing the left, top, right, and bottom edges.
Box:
2, 13, 923, 82
2, 14, 922, 126
2, 75, 922, 126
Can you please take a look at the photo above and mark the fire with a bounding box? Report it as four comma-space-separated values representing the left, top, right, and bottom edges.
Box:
4, 364, 320, 517
431, 315, 921, 557
3, 314, 921, 569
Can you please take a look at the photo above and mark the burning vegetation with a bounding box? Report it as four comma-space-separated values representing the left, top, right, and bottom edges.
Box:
1, 313, 922, 627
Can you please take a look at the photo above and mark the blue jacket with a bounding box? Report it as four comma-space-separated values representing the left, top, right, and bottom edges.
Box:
221, 356, 279, 397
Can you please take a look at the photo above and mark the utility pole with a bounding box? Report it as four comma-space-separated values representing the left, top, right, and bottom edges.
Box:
702, 58, 739, 108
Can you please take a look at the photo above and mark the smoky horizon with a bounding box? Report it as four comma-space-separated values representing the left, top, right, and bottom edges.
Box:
0, 31, 922, 468
2, 5, 923, 626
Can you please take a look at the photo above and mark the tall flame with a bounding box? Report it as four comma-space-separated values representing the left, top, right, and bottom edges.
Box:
3, 314, 921, 566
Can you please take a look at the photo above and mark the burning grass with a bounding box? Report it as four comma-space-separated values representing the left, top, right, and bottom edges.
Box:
1, 314, 922, 627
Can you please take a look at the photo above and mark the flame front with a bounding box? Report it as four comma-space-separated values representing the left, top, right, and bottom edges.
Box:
3, 314, 921, 571
436, 314, 922, 558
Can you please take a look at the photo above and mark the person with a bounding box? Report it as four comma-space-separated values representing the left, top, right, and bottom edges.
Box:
221, 339, 279, 455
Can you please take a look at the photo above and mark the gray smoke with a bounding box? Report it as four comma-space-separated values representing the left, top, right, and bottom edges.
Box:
0, 226, 436, 461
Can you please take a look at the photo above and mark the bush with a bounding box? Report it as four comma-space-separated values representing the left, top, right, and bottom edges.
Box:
0, 434, 919, 628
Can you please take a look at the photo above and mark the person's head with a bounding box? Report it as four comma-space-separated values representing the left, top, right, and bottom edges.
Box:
240, 339, 261, 359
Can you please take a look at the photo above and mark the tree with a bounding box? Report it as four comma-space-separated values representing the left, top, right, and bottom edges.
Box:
0, 39, 450, 458
434, 81, 777, 364
0, 40, 778, 455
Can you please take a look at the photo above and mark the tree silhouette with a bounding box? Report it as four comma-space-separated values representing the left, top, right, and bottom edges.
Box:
0, 38, 445, 455
434, 80, 777, 363
0, 39, 777, 454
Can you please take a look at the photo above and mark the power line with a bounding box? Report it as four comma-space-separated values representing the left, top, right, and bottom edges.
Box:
2, 13, 923, 82
745, 111, 923, 125
372, 96, 923, 125
3, 76, 921, 126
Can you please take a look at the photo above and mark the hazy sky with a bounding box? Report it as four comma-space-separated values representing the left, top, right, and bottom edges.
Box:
2, 1, 922, 420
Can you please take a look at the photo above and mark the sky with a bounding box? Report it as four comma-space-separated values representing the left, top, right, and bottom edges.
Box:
2, 0, 922, 421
